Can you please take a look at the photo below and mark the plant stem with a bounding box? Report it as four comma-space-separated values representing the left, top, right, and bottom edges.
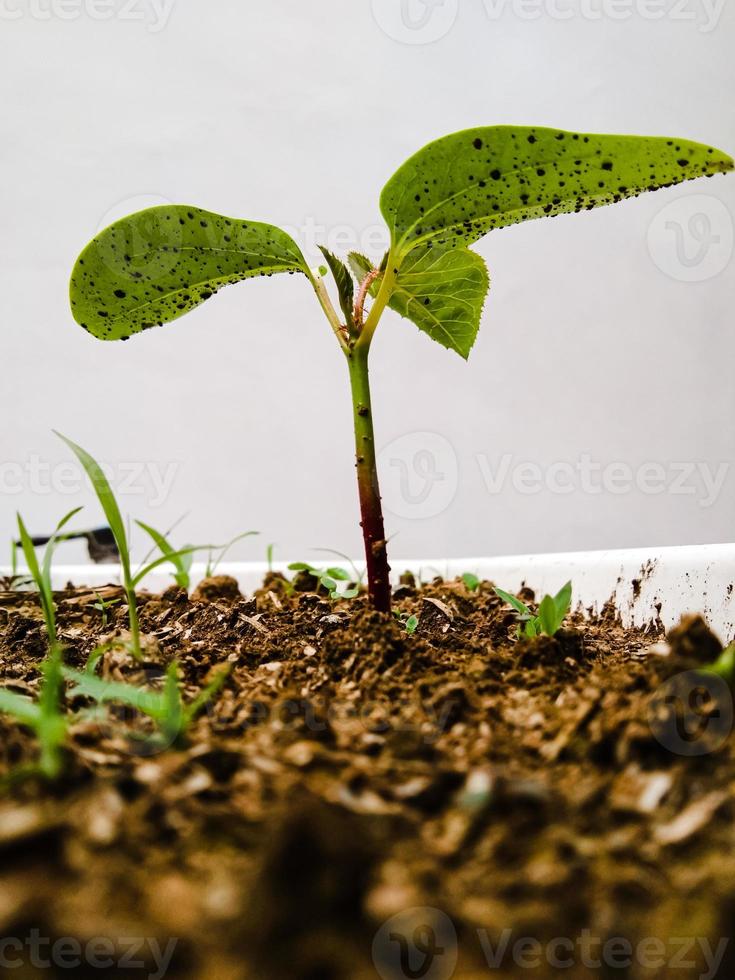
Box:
346, 343, 391, 613
308, 270, 349, 351
357, 260, 397, 350
125, 584, 142, 659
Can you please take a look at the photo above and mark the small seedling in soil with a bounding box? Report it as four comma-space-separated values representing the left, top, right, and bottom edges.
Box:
91, 591, 121, 627
462, 572, 481, 592
62, 660, 230, 751
55, 433, 215, 658
0, 510, 82, 778
495, 581, 572, 639
287, 562, 359, 600
393, 609, 419, 634
204, 531, 259, 579
68, 127, 733, 611
404, 613, 420, 635
137, 520, 196, 591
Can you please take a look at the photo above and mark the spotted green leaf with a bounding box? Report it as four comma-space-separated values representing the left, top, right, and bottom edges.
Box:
381, 126, 734, 258
70, 206, 309, 341
350, 245, 488, 358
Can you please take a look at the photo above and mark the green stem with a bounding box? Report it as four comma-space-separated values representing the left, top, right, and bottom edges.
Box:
356, 259, 397, 350
125, 583, 142, 660
347, 343, 391, 612
308, 270, 349, 352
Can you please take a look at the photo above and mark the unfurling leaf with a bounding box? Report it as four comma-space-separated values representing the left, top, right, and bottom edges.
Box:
318, 246, 355, 326
70, 206, 309, 340
381, 126, 734, 257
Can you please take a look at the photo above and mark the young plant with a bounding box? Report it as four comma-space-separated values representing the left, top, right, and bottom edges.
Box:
137, 520, 195, 590
495, 581, 572, 639
0, 509, 82, 778
287, 562, 359, 600
91, 591, 121, 627
63, 660, 230, 750
55, 433, 209, 659
394, 611, 419, 635
462, 572, 481, 592
67, 127, 733, 612
204, 531, 259, 578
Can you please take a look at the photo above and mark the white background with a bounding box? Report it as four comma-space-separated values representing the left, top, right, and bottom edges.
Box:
1, 0, 734, 567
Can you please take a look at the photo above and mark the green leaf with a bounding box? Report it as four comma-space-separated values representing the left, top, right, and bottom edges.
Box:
41, 507, 84, 598
405, 615, 419, 635
136, 520, 195, 590
184, 664, 231, 726
494, 586, 531, 619
318, 246, 355, 326
462, 573, 480, 592
364, 244, 489, 358
70, 206, 309, 341
381, 126, 734, 257
0, 687, 42, 727
132, 545, 211, 589
553, 581, 573, 621
538, 594, 561, 637
348, 251, 374, 285
63, 668, 166, 720
55, 432, 131, 579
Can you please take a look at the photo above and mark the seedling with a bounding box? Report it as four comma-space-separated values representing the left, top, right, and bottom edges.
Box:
63, 660, 230, 750
55, 433, 213, 659
462, 573, 481, 592
313, 547, 367, 587
401, 613, 420, 636
203, 531, 259, 578
495, 581, 572, 639
137, 520, 195, 590
91, 591, 122, 627
287, 562, 359, 600
67, 127, 733, 611
0, 509, 82, 777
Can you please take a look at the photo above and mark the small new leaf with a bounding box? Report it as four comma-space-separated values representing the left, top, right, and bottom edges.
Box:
349, 246, 489, 358
318, 246, 355, 326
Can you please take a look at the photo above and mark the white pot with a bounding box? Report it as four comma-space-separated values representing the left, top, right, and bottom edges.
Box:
5, 543, 734, 643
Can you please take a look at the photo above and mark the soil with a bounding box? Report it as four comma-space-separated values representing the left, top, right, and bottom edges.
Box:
0, 573, 734, 980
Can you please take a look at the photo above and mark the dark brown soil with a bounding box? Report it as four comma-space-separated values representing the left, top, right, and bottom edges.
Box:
1, 574, 734, 979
